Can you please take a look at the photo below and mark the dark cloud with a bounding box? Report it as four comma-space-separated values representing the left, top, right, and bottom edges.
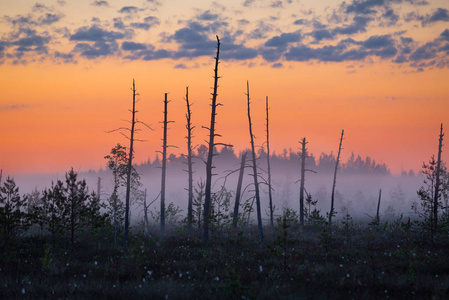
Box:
73, 41, 117, 58
92, 1, 109, 6
113, 18, 125, 29
39, 13, 63, 25
174, 63, 187, 69
284, 34, 398, 62
119, 6, 141, 14
70, 25, 125, 42
293, 19, 305, 25
409, 42, 437, 61
9, 29, 51, 56
311, 29, 333, 42
248, 21, 274, 39
197, 10, 219, 21
122, 41, 147, 51
362, 35, 394, 49
130, 16, 160, 30
32, 3, 48, 12
271, 1, 283, 8
345, 0, 385, 15
142, 49, 171, 60
440, 29, 449, 41
5, 11, 63, 27
264, 32, 301, 48
242, 0, 255, 7
271, 62, 283, 68
332, 16, 372, 35
54, 51, 74, 63
221, 39, 258, 60
382, 9, 399, 26
427, 8, 449, 24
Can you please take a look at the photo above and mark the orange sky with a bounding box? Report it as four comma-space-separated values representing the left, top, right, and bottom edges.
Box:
1, 0, 449, 175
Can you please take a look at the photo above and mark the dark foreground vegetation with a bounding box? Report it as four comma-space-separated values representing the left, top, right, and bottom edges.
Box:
2, 220, 449, 299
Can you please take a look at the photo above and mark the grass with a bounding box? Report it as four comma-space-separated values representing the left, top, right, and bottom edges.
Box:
1, 222, 449, 299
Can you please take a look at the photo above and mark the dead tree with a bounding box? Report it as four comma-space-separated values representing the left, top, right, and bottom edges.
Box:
329, 129, 344, 228
158, 93, 175, 234
265, 96, 274, 227
433, 123, 444, 234
123, 80, 137, 245
184, 87, 195, 231
203, 36, 232, 242
107, 79, 151, 245
376, 189, 382, 224
299, 138, 307, 227
233, 152, 247, 228
246, 81, 264, 242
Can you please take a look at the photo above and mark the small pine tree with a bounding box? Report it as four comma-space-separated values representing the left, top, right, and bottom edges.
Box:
0, 177, 29, 240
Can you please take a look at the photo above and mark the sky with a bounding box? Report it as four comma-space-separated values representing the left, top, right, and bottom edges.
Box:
1, 0, 449, 176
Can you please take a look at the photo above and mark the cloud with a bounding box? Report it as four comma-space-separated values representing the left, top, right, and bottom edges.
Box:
54, 51, 74, 63
197, 10, 219, 21
70, 25, 125, 42
130, 16, 160, 30
122, 41, 147, 51
242, 0, 255, 7
0, 104, 31, 111
311, 29, 333, 42
332, 16, 372, 35
119, 6, 141, 14
362, 35, 394, 49
426, 8, 449, 24
92, 1, 109, 7
272, 62, 283, 68
382, 9, 399, 26
73, 41, 117, 58
271, 1, 283, 8
113, 18, 125, 29
409, 42, 437, 61
345, 0, 385, 15
174, 63, 187, 69
264, 32, 301, 48
440, 29, 449, 41
284, 34, 398, 62
39, 13, 63, 25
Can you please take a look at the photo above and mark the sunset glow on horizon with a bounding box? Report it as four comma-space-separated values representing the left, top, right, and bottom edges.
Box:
1, 0, 449, 176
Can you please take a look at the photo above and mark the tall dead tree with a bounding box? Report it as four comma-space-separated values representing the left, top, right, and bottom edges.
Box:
265, 96, 274, 227
246, 81, 264, 242
329, 129, 344, 227
299, 138, 307, 227
433, 123, 444, 234
159, 93, 175, 234
124, 80, 137, 245
233, 152, 247, 228
203, 36, 231, 242
184, 87, 195, 231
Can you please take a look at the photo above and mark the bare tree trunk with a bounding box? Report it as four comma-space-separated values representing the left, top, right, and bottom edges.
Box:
246, 81, 264, 242
97, 177, 101, 201
233, 152, 247, 228
299, 138, 307, 227
266, 96, 274, 227
185, 87, 195, 231
329, 129, 344, 228
143, 189, 150, 233
124, 79, 137, 245
160, 93, 169, 234
204, 36, 222, 243
376, 189, 381, 224
433, 123, 444, 234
